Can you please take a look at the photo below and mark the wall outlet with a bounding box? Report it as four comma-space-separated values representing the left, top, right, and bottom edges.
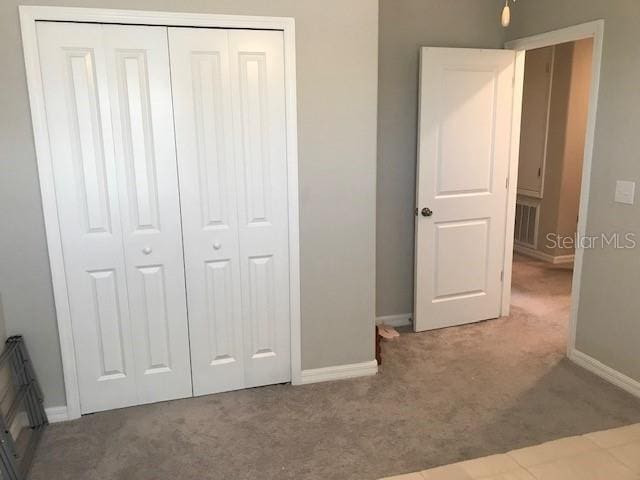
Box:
614, 180, 635, 205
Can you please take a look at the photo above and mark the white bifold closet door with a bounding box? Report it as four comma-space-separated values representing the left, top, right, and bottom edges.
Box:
37, 22, 192, 413
168, 28, 291, 396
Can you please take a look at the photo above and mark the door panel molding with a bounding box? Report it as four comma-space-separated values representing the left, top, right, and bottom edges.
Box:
20, 6, 301, 420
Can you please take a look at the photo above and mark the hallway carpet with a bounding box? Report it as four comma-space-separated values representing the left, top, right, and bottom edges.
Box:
30, 256, 640, 480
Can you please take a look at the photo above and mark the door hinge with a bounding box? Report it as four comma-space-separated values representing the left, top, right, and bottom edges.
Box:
500, 270, 504, 282
538, 167, 542, 177
505, 177, 509, 189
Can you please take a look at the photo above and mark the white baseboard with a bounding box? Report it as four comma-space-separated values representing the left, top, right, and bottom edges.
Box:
9, 411, 29, 439
31, 355, 639, 425
569, 349, 640, 399
515, 245, 575, 264
300, 360, 378, 385
376, 313, 412, 328
9, 405, 69, 435
46, 405, 69, 423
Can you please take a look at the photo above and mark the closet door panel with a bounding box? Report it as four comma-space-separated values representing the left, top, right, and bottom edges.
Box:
37, 22, 192, 413
229, 30, 291, 388
36, 22, 138, 413
168, 28, 246, 395
103, 24, 192, 404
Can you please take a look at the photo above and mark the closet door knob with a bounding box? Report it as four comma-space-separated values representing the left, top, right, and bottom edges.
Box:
213, 242, 222, 250
142, 247, 152, 255
421, 207, 433, 217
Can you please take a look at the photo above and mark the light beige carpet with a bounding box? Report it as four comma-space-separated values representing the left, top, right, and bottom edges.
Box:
29, 256, 640, 479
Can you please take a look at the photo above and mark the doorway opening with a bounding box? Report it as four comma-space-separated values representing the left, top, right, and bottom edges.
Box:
508, 33, 597, 352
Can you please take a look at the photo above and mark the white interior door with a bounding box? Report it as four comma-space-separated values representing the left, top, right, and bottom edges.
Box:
37, 22, 192, 413
169, 28, 291, 395
414, 47, 515, 332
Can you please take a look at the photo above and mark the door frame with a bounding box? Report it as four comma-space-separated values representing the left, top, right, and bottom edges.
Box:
500, 20, 605, 356
19, 5, 302, 420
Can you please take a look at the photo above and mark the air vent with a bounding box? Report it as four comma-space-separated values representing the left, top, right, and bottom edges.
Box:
514, 199, 539, 248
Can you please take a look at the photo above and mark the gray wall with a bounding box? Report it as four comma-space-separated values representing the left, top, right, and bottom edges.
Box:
0, 0, 379, 408
377, 0, 505, 317
0, 296, 12, 411
506, 0, 640, 382
535, 43, 575, 256
554, 39, 593, 255
525, 40, 592, 257
0, 295, 7, 344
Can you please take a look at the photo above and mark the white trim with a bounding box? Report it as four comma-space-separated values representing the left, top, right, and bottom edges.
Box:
9, 412, 29, 439
9, 406, 70, 433
19, 5, 301, 418
45, 406, 70, 424
514, 245, 575, 265
569, 349, 640, 399
501, 49, 525, 317
299, 361, 378, 385
19, 6, 295, 29
376, 314, 412, 328
283, 20, 302, 387
517, 188, 543, 199
501, 21, 605, 356
504, 21, 604, 52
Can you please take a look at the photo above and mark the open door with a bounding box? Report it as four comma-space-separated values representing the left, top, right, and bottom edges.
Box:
414, 47, 516, 332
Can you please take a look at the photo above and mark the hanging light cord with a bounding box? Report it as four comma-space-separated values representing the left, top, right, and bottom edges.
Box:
501, 0, 515, 28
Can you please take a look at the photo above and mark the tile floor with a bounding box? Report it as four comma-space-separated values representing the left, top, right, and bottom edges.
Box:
382, 423, 640, 480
